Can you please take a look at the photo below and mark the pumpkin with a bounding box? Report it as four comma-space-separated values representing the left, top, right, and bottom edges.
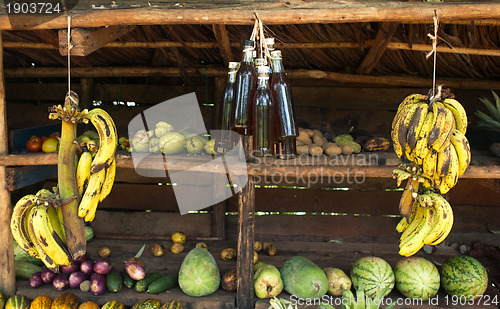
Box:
29, 296, 52, 309
50, 293, 78, 309
77, 302, 99, 309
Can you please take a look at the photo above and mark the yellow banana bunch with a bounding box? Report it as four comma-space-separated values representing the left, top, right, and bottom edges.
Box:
396, 191, 454, 257
10, 194, 40, 258
77, 108, 118, 222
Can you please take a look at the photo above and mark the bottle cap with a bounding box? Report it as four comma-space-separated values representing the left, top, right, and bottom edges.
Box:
271, 50, 282, 59
265, 37, 275, 49
243, 40, 254, 47
228, 62, 240, 70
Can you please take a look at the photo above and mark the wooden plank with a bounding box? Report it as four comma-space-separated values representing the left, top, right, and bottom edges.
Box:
6, 66, 500, 90
236, 176, 255, 309
58, 26, 136, 56
2, 1, 500, 30
357, 22, 400, 75
0, 31, 15, 297
5, 165, 57, 191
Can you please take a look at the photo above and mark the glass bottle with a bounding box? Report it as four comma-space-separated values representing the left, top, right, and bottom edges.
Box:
270, 50, 297, 159
216, 61, 240, 153
232, 40, 257, 136
251, 65, 275, 157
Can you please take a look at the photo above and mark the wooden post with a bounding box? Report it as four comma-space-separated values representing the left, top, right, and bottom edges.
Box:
80, 78, 93, 110
0, 31, 16, 297
212, 201, 226, 240
236, 175, 255, 309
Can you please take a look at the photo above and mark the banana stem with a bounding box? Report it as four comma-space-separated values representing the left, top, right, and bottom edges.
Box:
57, 91, 86, 260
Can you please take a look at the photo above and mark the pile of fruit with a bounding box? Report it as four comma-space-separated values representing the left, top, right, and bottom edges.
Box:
128, 121, 216, 156
390, 92, 471, 256
26, 132, 60, 153
10, 91, 118, 275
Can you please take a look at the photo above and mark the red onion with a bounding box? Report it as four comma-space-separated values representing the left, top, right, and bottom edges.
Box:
93, 258, 112, 275
90, 273, 106, 295
80, 259, 94, 275
52, 273, 69, 291
29, 272, 43, 288
41, 268, 57, 283
69, 271, 89, 289
61, 263, 79, 274
125, 244, 147, 280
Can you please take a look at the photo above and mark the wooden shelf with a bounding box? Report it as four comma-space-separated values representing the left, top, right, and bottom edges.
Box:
15, 238, 499, 309
1, 151, 499, 183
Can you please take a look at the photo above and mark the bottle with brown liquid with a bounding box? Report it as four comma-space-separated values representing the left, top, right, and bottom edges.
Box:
232, 40, 257, 136
251, 65, 275, 157
215, 61, 240, 153
270, 50, 297, 159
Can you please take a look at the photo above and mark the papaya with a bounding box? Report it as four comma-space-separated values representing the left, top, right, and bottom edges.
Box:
280, 256, 328, 300
178, 247, 220, 297
253, 262, 283, 299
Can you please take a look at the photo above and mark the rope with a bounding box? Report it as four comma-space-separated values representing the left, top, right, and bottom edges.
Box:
426, 10, 439, 102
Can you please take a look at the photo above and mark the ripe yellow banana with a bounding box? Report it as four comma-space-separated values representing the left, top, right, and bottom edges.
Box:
78, 167, 106, 222
423, 192, 454, 245
430, 105, 455, 153
438, 144, 460, 194
399, 206, 435, 257
10, 194, 39, 258
396, 93, 429, 113
99, 157, 116, 202
86, 108, 118, 174
422, 149, 438, 185
400, 201, 425, 241
396, 217, 409, 233
30, 205, 72, 270
76, 151, 93, 198
391, 103, 422, 159
406, 104, 429, 153
435, 143, 452, 179
442, 98, 468, 134
416, 192, 434, 208
392, 168, 412, 187
450, 129, 471, 176
47, 206, 66, 244
412, 109, 434, 165
426, 102, 448, 148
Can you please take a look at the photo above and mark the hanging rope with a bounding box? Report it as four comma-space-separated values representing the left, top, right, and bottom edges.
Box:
426, 10, 440, 102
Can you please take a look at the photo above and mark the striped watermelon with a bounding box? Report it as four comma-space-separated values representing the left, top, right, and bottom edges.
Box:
394, 257, 440, 300
440, 255, 488, 299
350, 256, 395, 298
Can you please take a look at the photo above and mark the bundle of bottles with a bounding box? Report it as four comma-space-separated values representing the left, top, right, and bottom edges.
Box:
215, 38, 298, 159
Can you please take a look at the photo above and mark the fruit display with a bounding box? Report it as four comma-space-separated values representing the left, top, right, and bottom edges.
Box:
129, 122, 215, 156
390, 92, 471, 256
350, 256, 395, 298
177, 247, 220, 297
439, 255, 488, 298
393, 256, 440, 301
280, 256, 328, 300
10, 91, 118, 273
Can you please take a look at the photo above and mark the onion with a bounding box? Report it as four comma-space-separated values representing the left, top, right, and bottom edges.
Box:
93, 258, 112, 275
69, 271, 89, 289
80, 259, 94, 275
41, 268, 57, 284
53, 273, 69, 291
90, 273, 106, 295
125, 243, 147, 281
29, 272, 43, 288
61, 263, 79, 274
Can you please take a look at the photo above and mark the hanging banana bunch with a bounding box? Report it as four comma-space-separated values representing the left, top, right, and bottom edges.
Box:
10, 91, 118, 272
390, 89, 470, 256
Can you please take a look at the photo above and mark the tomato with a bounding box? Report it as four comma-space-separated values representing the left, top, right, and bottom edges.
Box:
41, 137, 59, 153
26, 136, 42, 152
41, 136, 48, 143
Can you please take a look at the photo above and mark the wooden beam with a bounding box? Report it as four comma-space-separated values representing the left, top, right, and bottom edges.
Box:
58, 26, 136, 56
1, 2, 500, 30
5, 40, 500, 57
5, 66, 500, 90
0, 31, 15, 298
212, 24, 234, 68
357, 22, 400, 75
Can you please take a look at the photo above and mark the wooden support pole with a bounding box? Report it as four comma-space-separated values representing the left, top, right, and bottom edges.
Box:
357, 22, 400, 75
236, 176, 255, 309
0, 31, 16, 297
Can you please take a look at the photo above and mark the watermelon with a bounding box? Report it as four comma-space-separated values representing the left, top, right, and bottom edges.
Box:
178, 247, 220, 297
394, 257, 440, 300
280, 256, 328, 300
440, 255, 488, 299
350, 256, 395, 298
